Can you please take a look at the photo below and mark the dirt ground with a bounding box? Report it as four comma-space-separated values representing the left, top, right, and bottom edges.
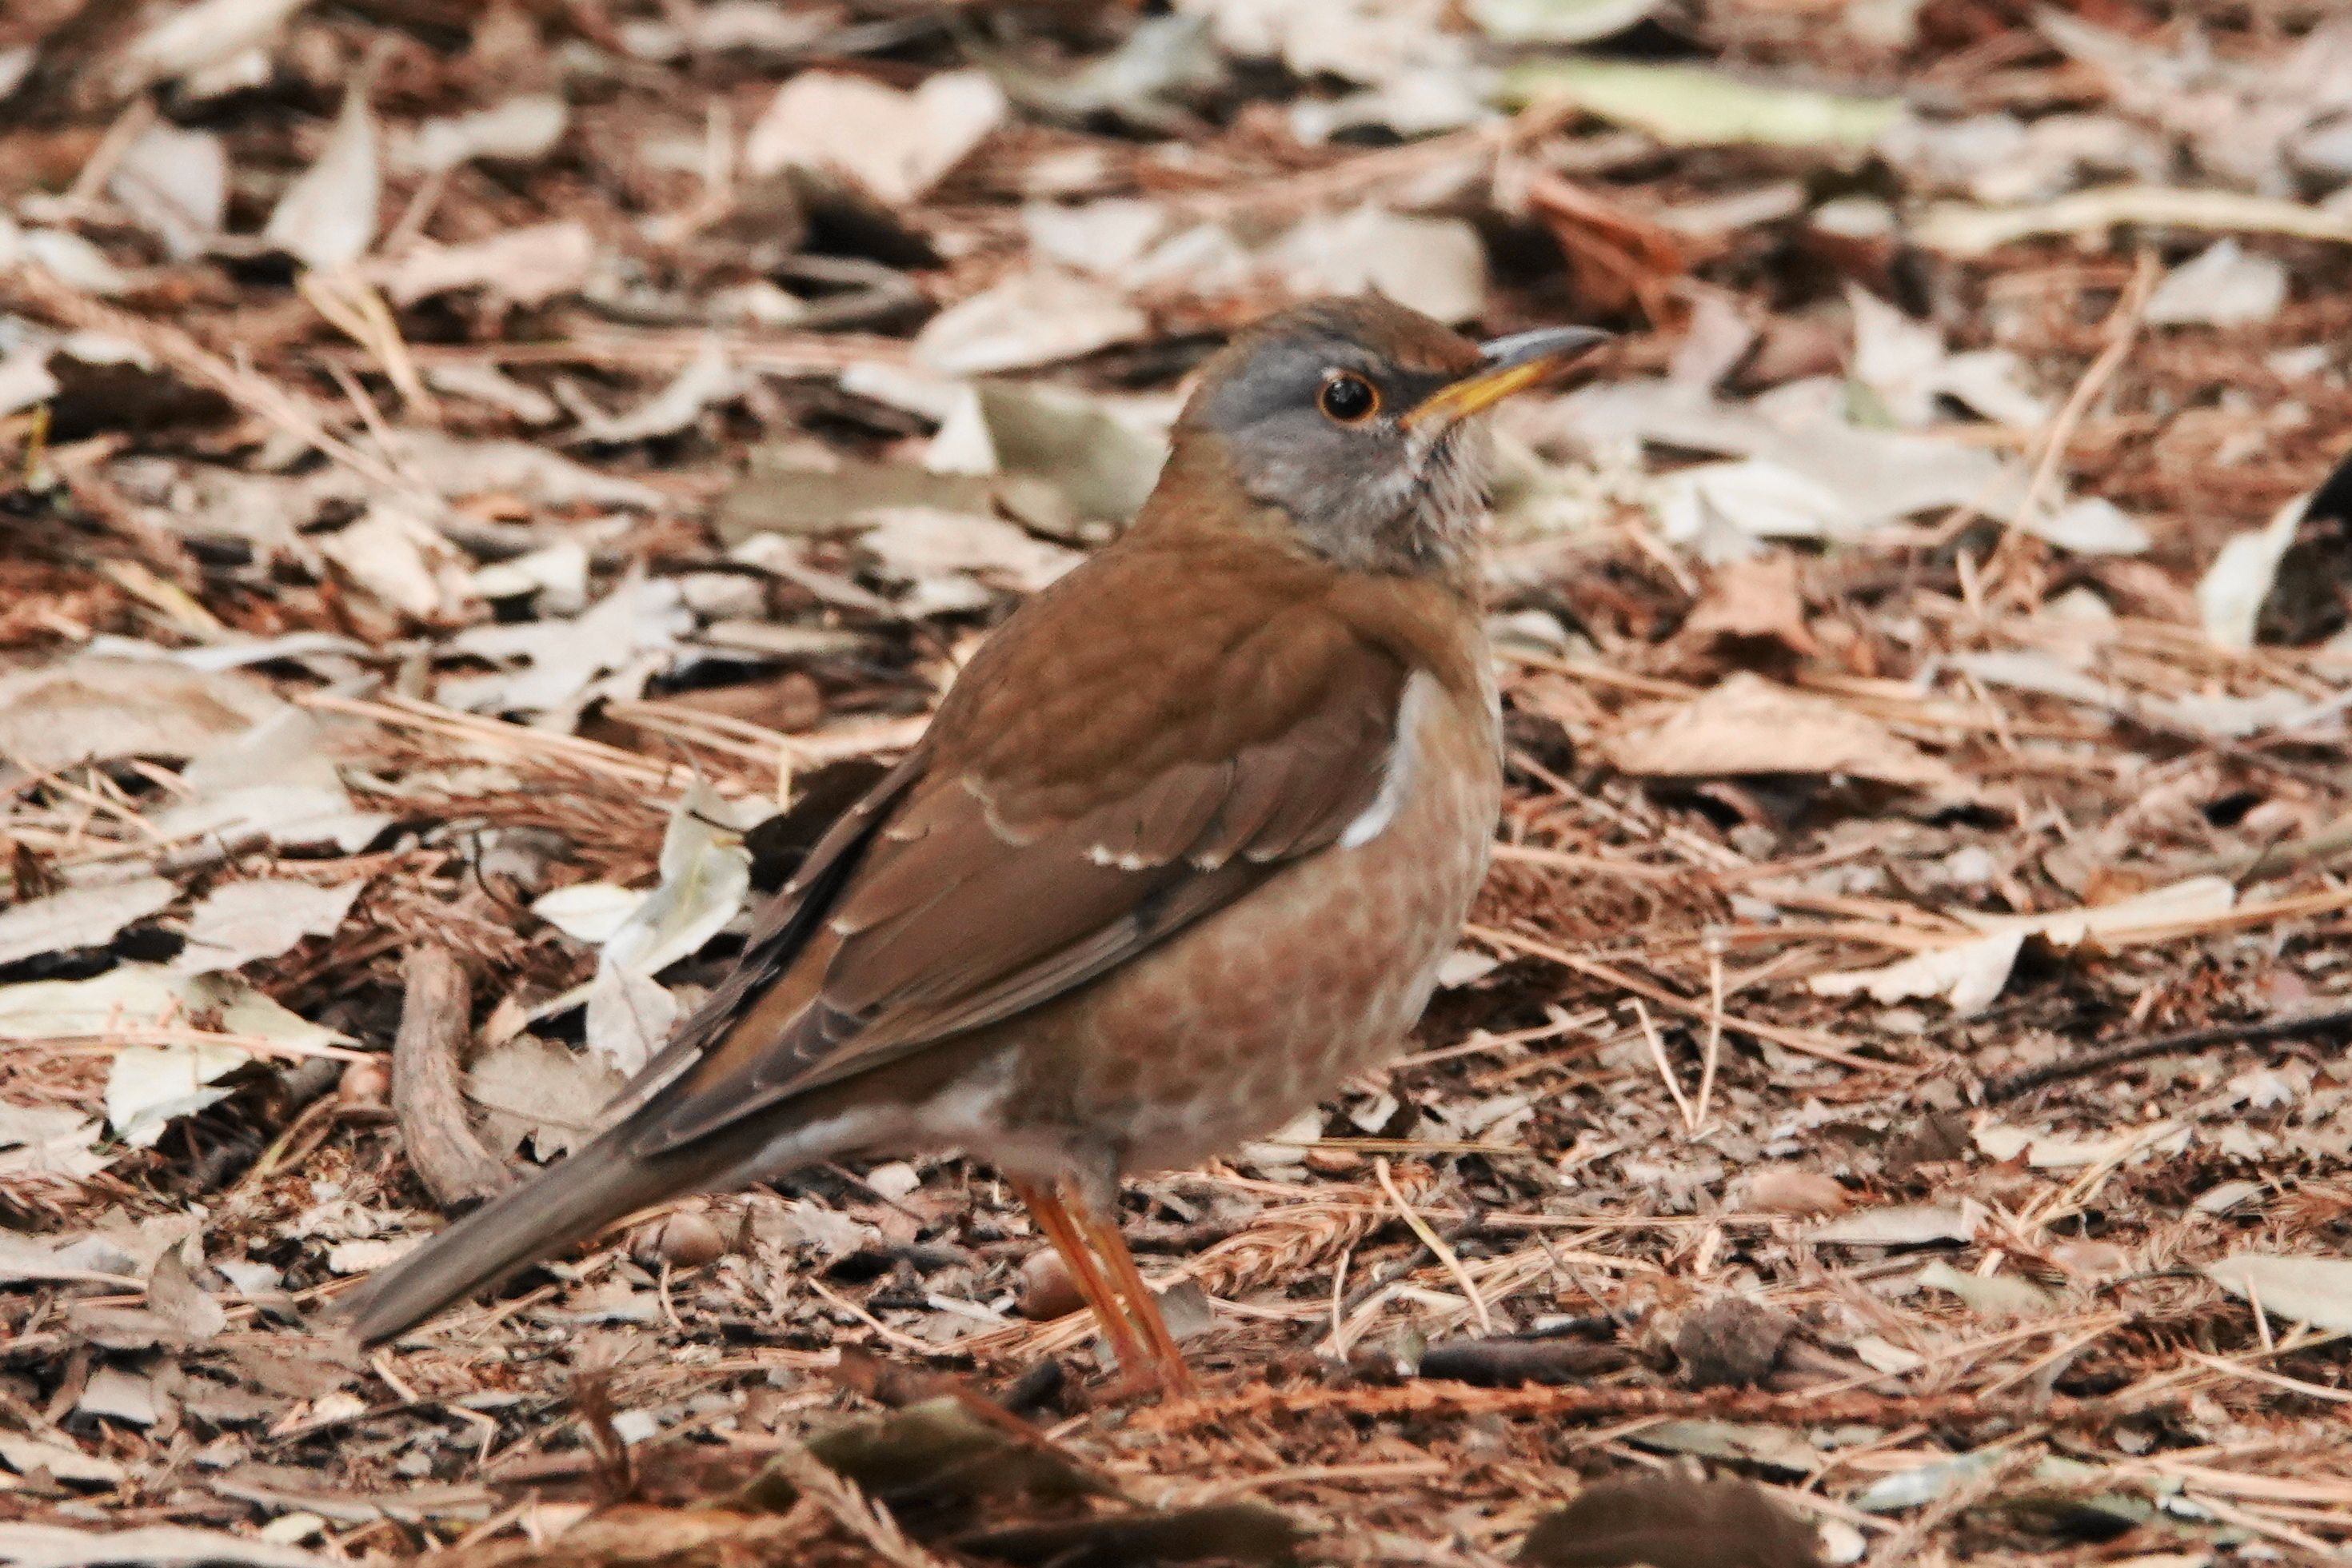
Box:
4, 2, 2352, 1564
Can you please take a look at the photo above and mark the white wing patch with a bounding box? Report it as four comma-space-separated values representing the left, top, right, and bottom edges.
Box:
1338, 670, 1434, 851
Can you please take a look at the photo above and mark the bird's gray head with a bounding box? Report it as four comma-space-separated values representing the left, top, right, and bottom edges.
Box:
1176, 297, 1608, 578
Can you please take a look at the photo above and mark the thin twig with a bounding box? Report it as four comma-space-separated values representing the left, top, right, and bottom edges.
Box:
1630, 997, 1696, 1134
1376, 1157, 1491, 1335
1983, 1003, 2352, 1102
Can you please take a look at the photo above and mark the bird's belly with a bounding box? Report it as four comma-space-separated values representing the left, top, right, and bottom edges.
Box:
1007, 681, 1501, 1175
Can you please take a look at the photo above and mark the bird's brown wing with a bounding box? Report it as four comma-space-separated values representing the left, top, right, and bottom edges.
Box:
622, 543, 1416, 1155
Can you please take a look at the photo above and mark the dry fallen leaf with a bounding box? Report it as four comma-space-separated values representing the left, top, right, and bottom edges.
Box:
562, 338, 743, 446
1265, 205, 1488, 324
2199, 487, 2310, 649
0, 1102, 112, 1185
1679, 553, 1819, 659
173, 879, 365, 975
2203, 1252, 2352, 1334
912, 269, 1150, 377
547, 781, 757, 1077
403, 94, 568, 174
743, 69, 1006, 204
1809, 1202, 1981, 1247
154, 711, 392, 854
1, 1522, 331, 1567
2146, 237, 2289, 326
0, 877, 178, 969
1603, 672, 1959, 791
114, 0, 309, 95
374, 220, 595, 308
467, 1036, 626, 1162
1742, 1167, 1850, 1217
0, 1431, 130, 1487
0, 965, 344, 1147
0, 658, 289, 771
109, 122, 230, 261
1808, 931, 2026, 1017
263, 73, 381, 272
314, 500, 474, 620
1811, 877, 2237, 1016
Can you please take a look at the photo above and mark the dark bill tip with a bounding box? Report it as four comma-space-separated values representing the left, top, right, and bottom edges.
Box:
1475, 325, 1614, 376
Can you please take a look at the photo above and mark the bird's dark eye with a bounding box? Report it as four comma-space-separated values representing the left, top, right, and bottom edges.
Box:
1317, 371, 1380, 425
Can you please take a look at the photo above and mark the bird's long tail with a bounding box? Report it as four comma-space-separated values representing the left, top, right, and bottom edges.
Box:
340, 1131, 731, 1346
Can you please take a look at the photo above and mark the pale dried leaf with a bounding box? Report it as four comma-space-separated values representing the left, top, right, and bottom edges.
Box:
2203, 1253, 2352, 1333
393, 429, 666, 509
264, 78, 381, 272
744, 70, 1005, 203
1915, 1259, 2051, 1319
2198, 489, 2307, 648
530, 883, 648, 945
468, 1036, 625, 1161
74, 1366, 160, 1426
585, 964, 680, 1081
109, 123, 230, 261
0, 877, 178, 968
1468, 0, 1655, 44
1603, 672, 1959, 789
0, 658, 288, 771
1265, 206, 1487, 324
174, 880, 365, 974
1499, 58, 1902, 148
854, 508, 1082, 611
0, 345, 61, 418
146, 1243, 229, 1339
2, 1522, 329, 1567
404, 94, 568, 174
2146, 238, 2289, 326
114, 0, 309, 93
154, 711, 390, 854
0, 1103, 111, 1185
0, 1433, 127, 1487
0, 220, 133, 294
1917, 183, 2352, 257
315, 501, 473, 620
440, 570, 690, 716
1808, 932, 2024, 1017
2018, 496, 2150, 557
0, 966, 341, 1145
564, 339, 742, 445
913, 270, 1149, 377
1810, 1203, 1980, 1247
375, 221, 594, 308
1742, 1168, 1851, 1217
925, 381, 1170, 524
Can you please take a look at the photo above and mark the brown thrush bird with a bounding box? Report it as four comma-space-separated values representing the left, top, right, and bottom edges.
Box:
345, 297, 1607, 1390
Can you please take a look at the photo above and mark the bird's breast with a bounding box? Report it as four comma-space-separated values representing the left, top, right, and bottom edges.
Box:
992, 661, 1503, 1174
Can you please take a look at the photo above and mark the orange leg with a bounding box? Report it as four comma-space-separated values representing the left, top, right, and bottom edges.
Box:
1068, 1191, 1196, 1398
1007, 1176, 1151, 1381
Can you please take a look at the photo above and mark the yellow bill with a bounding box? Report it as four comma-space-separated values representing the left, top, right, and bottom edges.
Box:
1404, 325, 1612, 429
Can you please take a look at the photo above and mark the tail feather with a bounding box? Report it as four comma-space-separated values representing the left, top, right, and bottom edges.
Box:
341, 1135, 712, 1345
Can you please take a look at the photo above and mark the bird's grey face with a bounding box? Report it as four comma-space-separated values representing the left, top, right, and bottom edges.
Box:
1188, 312, 1608, 578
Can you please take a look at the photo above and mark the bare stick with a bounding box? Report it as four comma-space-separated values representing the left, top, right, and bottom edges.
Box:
389, 944, 513, 1209
1984, 1003, 2352, 1103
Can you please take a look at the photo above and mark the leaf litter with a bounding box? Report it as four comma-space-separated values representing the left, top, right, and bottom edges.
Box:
6, 1, 2352, 1564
